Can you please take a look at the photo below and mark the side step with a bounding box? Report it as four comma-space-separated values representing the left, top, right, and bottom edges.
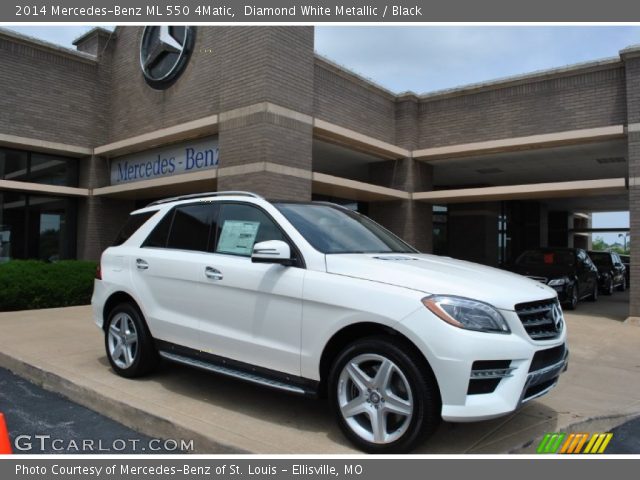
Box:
158, 350, 308, 395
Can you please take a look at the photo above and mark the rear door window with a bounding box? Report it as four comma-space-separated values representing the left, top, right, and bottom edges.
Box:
112, 211, 155, 246
143, 203, 218, 252
166, 203, 218, 252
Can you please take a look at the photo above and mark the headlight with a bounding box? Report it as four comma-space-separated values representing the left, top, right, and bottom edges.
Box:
548, 277, 568, 286
422, 295, 510, 334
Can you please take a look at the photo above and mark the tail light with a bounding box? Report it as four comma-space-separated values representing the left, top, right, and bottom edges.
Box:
95, 262, 102, 280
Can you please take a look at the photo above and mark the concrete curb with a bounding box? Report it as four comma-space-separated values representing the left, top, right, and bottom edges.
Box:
0, 351, 248, 454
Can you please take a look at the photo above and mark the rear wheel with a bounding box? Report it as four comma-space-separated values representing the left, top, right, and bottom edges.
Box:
328, 337, 440, 453
588, 281, 598, 302
565, 283, 578, 310
105, 303, 158, 378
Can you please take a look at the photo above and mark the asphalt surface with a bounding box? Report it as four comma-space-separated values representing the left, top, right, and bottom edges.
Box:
0, 367, 188, 454
0, 365, 638, 454
606, 416, 640, 454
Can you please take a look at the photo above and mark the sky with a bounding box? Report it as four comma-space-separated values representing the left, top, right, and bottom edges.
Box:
4, 25, 634, 243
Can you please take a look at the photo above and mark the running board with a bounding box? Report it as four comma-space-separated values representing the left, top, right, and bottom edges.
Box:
158, 350, 308, 395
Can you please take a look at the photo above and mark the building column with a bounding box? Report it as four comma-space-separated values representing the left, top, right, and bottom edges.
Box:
77, 155, 134, 261
367, 93, 435, 253
216, 27, 314, 200
621, 46, 640, 319
447, 202, 500, 266
368, 158, 433, 252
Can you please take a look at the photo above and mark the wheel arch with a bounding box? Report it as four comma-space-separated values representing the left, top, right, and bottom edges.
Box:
317, 322, 440, 400
102, 291, 144, 332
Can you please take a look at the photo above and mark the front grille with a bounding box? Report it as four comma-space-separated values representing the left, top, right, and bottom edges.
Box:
515, 298, 563, 340
529, 344, 567, 373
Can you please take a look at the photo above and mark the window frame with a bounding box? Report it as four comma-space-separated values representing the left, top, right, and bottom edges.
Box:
141, 201, 306, 269
212, 201, 305, 268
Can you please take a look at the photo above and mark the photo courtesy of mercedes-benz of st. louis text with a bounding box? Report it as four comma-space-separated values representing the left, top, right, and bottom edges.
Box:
92, 192, 568, 453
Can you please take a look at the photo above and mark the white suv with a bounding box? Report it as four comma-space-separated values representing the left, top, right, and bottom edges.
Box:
92, 191, 568, 453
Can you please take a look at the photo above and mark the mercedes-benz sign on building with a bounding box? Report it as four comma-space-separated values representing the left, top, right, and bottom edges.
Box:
0, 26, 637, 318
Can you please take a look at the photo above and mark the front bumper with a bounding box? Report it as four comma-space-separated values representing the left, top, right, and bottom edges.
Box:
395, 304, 568, 422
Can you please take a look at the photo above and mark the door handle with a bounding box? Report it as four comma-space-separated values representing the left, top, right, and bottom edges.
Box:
205, 266, 223, 281
136, 258, 149, 270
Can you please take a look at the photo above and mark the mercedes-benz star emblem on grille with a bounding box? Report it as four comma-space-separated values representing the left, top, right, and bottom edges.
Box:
551, 304, 564, 331
139, 26, 195, 89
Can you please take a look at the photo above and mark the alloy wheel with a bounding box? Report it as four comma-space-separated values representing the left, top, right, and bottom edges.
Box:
337, 353, 414, 445
107, 313, 139, 369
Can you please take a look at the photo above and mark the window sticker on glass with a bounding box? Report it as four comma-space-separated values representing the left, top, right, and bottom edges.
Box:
216, 220, 260, 255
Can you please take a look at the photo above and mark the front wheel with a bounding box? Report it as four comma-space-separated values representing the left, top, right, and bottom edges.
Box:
604, 278, 614, 296
328, 337, 440, 453
105, 302, 158, 378
617, 277, 627, 292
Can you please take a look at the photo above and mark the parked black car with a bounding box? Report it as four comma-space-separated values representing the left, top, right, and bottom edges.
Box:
619, 254, 631, 286
588, 250, 627, 294
510, 247, 599, 310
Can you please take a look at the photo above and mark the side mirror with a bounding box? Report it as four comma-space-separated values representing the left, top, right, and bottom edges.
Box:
251, 240, 293, 266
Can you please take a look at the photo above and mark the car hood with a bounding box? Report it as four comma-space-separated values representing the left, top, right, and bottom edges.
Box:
509, 264, 575, 279
325, 253, 557, 311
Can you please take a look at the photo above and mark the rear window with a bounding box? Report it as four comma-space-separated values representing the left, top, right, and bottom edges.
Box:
112, 211, 155, 246
515, 249, 575, 267
589, 252, 613, 269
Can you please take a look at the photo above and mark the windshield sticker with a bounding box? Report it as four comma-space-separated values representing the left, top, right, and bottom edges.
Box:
216, 220, 260, 255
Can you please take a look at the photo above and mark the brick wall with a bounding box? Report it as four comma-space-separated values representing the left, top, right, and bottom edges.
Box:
0, 32, 103, 147
108, 26, 223, 142
313, 59, 396, 144
417, 65, 627, 148
218, 27, 314, 201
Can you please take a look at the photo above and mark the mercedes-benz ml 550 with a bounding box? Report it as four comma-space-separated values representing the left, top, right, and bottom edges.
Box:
92, 192, 568, 453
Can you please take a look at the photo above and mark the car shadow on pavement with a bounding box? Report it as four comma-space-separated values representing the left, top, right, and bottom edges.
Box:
565, 290, 629, 322
97, 356, 560, 454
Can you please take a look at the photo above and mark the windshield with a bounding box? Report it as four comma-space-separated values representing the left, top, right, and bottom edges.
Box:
275, 203, 418, 254
588, 252, 612, 269
515, 249, 575, 267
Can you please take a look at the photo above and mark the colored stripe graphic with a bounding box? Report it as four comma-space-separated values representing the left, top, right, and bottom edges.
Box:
584, 433, 613, 454
538, 432, 613, 454
559, 433, 589, 454
537, 433, 566, 453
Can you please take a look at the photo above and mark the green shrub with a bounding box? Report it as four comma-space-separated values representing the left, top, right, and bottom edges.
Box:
0, 260, 97, 311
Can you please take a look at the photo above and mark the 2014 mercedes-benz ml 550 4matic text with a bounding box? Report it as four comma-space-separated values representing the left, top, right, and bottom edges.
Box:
92, 192, 568, 453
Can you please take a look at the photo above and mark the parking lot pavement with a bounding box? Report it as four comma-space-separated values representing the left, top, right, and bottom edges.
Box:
0, 292, 638, 454
0, 367, 183, 454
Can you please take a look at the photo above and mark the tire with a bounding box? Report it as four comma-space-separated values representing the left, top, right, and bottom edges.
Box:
105, 302, 158, 378
588, 281, 598, 302
565, 283, 578, 310
617, 277, 627, 292
328, 336, 440, 453
604, 278, 614, 296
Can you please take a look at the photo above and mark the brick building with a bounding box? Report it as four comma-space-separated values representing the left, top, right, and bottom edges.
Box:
0, 26, 636, 318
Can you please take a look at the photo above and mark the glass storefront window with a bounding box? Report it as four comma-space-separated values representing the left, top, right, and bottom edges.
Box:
0, 149, 29, 182
0, 147, 77, 187
0, 193, 76, 262
30, 153, 78, 186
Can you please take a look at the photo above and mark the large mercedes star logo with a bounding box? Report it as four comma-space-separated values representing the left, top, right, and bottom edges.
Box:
139, 26, 195, 89
551, 303, 564, 331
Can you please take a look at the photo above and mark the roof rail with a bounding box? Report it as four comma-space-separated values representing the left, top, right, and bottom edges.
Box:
146, 191, 263, 207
